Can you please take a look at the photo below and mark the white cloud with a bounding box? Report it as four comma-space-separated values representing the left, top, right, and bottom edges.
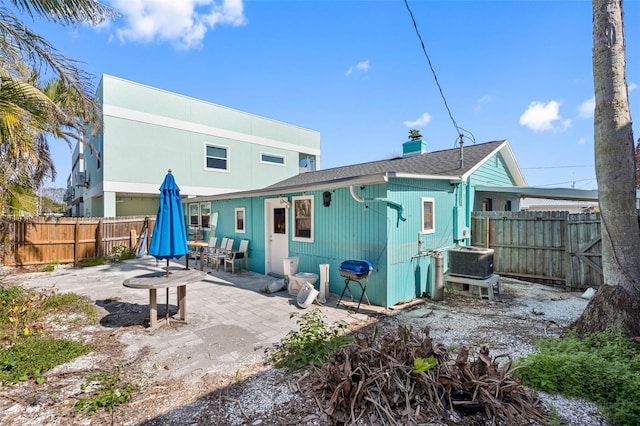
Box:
577, 97, 595, 119
474, 94, 493, 112
345, 60, 369, 77
109, 0, 246, 50
403, 112, 432, 128
629, 82, 638, 92
519, 100, 563, 132
577, 137, 586, 145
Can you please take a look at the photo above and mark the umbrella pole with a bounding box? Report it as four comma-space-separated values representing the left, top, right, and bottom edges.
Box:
165, 259, 170, 322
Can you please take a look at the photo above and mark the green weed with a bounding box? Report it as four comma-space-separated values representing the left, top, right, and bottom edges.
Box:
0, 337, 93, 384
269, 308, 349, 369
76, 257, 107, 268
40, 260, 60, 272
74, 366, 139, 416
516, 328, 640, 425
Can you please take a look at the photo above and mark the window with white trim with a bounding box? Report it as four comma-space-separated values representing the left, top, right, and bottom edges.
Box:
235, 207, 246, 233
421, 197, 435, 234
292, 196, 313, 242
205, 144, 228, 171
260, 153, 285, 166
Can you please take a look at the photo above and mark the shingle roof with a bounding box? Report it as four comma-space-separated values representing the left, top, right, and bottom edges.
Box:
266, 140, 507, 190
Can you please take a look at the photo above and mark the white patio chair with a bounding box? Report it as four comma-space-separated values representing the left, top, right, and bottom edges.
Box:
203, 236, 218, 267
210, 238, 234, 271
224, 239, 249, 274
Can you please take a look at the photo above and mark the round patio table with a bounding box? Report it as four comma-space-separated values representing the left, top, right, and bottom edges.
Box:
123, 269, 206, 328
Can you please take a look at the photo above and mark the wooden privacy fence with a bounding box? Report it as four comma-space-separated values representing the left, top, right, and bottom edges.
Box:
2, 216, 155, 267
470, 211, 602, 290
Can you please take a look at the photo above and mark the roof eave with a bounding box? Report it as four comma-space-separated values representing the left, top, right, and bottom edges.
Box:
194, 173, 390, 202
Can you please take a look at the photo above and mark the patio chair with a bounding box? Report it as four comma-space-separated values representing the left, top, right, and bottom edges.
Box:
210, 238, 234, 271
203, 236, 218, 267
224, 239, 249, 274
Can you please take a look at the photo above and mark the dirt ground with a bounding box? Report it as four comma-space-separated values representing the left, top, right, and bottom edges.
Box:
0, 270, 608, 426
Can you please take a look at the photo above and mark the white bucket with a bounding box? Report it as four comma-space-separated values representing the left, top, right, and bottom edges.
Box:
296, 282, 319, 309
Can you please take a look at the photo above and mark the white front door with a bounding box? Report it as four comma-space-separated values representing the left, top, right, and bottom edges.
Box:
265, 198, 289, 275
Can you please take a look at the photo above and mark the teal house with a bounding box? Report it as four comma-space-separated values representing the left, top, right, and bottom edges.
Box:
190, 139, 526, 308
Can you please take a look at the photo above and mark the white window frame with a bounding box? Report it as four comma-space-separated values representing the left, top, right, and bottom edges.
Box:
260, 152, 286, 166
204, 143, 230, 172
235, 207, 246, 233
292, 195, 314, 242
421, 197, 435, 234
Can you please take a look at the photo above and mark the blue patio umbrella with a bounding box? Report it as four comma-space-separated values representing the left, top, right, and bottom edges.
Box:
148, 169, 188, 276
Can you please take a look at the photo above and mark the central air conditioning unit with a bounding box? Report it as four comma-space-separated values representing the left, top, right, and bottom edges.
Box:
447, 246, 494, 279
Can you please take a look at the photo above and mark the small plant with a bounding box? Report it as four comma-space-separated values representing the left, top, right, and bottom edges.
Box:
412, 357, 437, 374
74, 366, 139, 416
260, 286, 271, 294
516, 328, 640, 425
269, 308, 349, 369
230, 369, 243, 384
107, 245, 136, 262
40, 260, 60, 272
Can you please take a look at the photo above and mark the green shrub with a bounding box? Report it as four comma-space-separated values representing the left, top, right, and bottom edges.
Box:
269, 308, 350, 369
107, 245, 136, 262
0, 337, 93, 384
516, 328, 640, 425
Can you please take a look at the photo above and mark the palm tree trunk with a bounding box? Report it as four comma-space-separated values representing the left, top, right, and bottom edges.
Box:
573, 0, 640, 336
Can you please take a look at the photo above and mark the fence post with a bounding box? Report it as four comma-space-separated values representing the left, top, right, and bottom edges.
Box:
564, 213, 573, 289
74, 221, 80, 265
97, 218, 103, 257
485, 216, 490, 248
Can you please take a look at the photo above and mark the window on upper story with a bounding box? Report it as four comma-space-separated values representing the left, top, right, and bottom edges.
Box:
261, 153, 285, 166
421, 197, 435, 234
292, 196, 313, 242
205, 144, 228, 171
235, 208, 246, 233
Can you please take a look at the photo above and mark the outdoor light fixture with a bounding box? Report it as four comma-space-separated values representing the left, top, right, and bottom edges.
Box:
323, 191, 332, 207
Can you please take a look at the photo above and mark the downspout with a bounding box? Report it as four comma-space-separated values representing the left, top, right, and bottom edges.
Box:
349, 186, 407, 226
465, 179, 472, 245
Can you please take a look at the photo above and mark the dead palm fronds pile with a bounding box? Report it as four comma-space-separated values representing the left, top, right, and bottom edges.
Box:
306, 325, 548, 425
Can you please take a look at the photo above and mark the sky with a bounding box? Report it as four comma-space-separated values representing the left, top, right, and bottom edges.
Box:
28, 0, 639, 190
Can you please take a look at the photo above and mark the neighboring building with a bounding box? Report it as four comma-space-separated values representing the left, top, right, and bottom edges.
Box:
63, 141, 87, 216
67, 74, 320, 217
189, 139, 526, 308
520, 198, 599, 213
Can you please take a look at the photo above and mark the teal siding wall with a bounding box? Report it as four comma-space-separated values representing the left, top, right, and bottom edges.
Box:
287, 185, 389, 307
472, 153, 515, 186
385, 178, 459, 306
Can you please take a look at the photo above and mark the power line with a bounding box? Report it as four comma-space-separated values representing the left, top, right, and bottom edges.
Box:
403, 0, 474, 144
